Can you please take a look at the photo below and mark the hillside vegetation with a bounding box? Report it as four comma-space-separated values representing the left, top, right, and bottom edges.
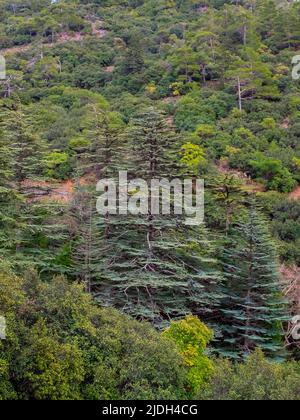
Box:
0, 0, 300, 400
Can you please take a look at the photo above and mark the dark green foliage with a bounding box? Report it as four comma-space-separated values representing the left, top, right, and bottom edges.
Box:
1, 100, 46, 187
258, 192, 300, 265
0, 272, 187, 400
200, 349, 300, 400
0, 104, 20, 260
220, 205, 288, 360
0, 0, 299, 400
93, 107, 222, 328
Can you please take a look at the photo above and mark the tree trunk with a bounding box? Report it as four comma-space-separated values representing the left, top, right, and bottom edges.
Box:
237, 76, 242, 111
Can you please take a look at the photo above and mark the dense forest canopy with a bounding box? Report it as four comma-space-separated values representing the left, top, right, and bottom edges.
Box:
0, 0, 300, 400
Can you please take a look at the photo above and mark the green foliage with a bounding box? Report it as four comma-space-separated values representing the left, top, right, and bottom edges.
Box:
180, 142, 206, 175
17, 320, 84, 400
174, 90, 234, 131
262, 117, 276, 130
249, 155, 296, 193
220, 205, 288, 360
269, 200, 300, 265
200, 349, 300, 400
0, 272, 187, 400
0, 0, 299, 400
163, 315, 214, 395
45, 151, 69, 178
92, 106, 222, 327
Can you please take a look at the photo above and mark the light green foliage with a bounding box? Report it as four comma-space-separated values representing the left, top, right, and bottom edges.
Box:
44, 151, 69, 178
180, 143, 206, 175
195, 124, 216, 139
163, 315, 214, 395
68, 136, 91, 150
292, 156, 300, 172
262, 117, 276, 130
225, 47, 280, 107
45, 151, 69, 168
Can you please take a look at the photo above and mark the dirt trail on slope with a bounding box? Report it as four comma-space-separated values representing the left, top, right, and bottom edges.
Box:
289, 185, 300, 201
22, 179, 74, 203
22, 173, 98, 204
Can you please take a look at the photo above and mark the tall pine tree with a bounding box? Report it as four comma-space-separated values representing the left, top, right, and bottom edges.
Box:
70, 106, 126, 292
93, 107, 222, 328
0, 102, 20, 265
0, 99, 68, 276
220, 205, 288, 360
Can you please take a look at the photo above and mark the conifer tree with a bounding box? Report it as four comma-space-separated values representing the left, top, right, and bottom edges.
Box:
0, 103, 20, 263
1, 100, 46, 190
122, 33, 145, 75
70, 107, 125, 292
0, 99, 68, 275
93, 107, 222, 328
220, 205, 288, 360
207, 174, 245, 233
70, 187, 104, 294
81, 105, 125, 180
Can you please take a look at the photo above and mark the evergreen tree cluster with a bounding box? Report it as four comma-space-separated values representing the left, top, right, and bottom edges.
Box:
0, 0, 299, 400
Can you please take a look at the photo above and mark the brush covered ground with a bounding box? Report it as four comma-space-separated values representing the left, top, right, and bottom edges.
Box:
0, 0, 300, 400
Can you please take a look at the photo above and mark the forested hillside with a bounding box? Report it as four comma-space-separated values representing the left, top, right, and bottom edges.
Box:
1, 0, 300, 400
